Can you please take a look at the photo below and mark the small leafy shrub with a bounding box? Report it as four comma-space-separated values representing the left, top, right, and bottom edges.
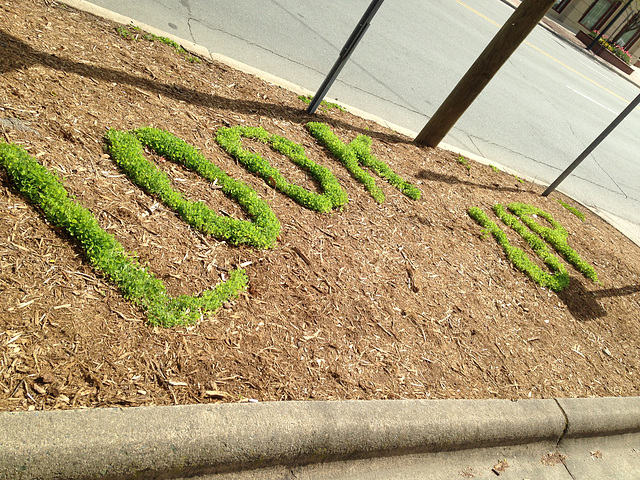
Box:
457, 156, 471, 171
216, 125, 348, 212
115, 24, 201, 63
557, 199, 585, 221
115, 25, 131, 39
468, 202, 599, 291
306, 122, 421, 203
469, 206, 570, 292
0, 140, 247, 327
298, 95, 345, 112
506, 203, 598, 283
589, 30, 631, 65
105, 127, 281, 249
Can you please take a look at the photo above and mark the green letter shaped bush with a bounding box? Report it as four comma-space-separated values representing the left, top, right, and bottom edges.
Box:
105, 127, 280, 249
216, 125, 348, 212
0, 140, 247, 327
468, 202, 598, 292
468, 206, 570, 292
506, 202, 598, 283
306, 122, 421, 203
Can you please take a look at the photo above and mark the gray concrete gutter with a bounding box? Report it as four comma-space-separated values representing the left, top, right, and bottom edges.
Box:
1, 397, 640, 479
2, 3, 637, 479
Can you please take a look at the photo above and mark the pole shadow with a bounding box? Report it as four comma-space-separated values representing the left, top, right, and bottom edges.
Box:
0, 29, 410, 145
557, 280, 640, 322
556, 276, 608, 321
415, 169, 535, 194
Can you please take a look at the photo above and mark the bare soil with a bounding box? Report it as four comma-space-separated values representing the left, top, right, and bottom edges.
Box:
1, 0, 640, 412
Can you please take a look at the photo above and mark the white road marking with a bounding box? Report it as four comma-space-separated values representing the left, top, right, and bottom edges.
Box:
575, 59, 614, 81
566, 85, 618, 114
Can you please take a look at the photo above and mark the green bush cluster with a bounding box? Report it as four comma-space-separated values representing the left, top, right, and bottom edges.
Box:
457, 156, 471, 171
105, 128, 280, 249
216, 125, 348, 212
305, 122, 421, 203
297, 95, 345, 112
506, 203, 598, 283
0, 140, 247, 327
468, 206, 570, 292
347, 135, 422, 200
468, 201, 599, 292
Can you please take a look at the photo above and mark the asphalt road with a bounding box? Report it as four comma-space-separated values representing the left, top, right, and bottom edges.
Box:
84, 0, 640, 228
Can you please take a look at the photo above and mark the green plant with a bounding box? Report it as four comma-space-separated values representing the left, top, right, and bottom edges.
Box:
105, 128, 281, 248
305, 122, 421, 203
514, 176, 524, 184
216, 125, 348, 212
298, 95, 345, 112
468, 206, 570, 292
589, 30, 632, 65
115, 24, 201, 63
115, 25, 131, 39
506, 203, 598, 283
557, 199, 585, 221
490, 165, 500, 173
493, 205, 570, 291
469, 202, 599, 291
457, 156, 471, 171
0, 140, 247, 327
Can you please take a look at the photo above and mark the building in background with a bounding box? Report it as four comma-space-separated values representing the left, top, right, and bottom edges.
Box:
548, 0, 640, 67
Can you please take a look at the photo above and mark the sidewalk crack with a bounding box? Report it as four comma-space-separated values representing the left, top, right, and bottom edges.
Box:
186, 17, 196, 44
554, 398, 577, 480
554, 398, 569, 446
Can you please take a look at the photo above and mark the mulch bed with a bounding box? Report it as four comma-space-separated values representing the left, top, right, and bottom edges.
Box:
1, 0, 639, 411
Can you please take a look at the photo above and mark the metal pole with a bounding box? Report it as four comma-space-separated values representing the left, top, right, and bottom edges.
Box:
587, 0, 633, 51
306, 0, 385, 114
542, 92, 640, 197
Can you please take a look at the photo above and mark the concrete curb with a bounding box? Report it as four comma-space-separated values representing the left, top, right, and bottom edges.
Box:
2, 397, 640, 479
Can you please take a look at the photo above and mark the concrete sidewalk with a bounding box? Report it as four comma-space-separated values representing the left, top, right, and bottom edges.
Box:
1, 397, 640, 479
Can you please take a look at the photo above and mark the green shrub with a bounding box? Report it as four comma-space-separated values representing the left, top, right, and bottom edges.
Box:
0, 140, 247, 327
216, 125, 348, 212
297, 95, 345, 112
305, 122, 421, 203
457, 156, 471, 171
468, 206, 570, 292
105, 128, 280, 249
557, 199, 585, 221
506, 203, 597, 283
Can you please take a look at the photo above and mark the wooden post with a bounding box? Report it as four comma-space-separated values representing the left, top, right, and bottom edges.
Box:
414, 0, 556, 147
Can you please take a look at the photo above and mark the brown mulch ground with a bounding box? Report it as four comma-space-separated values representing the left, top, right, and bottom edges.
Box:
1, 0, 640, 412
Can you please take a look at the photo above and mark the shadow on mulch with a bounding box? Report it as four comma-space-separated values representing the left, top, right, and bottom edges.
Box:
558, 281, 640, 322
558, 277, 607, 321
415, 169, 535, 194
594, 284, 640, 298
0, 29, 408, 145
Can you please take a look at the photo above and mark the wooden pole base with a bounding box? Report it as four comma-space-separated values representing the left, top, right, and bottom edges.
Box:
414, 0, 556, 148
